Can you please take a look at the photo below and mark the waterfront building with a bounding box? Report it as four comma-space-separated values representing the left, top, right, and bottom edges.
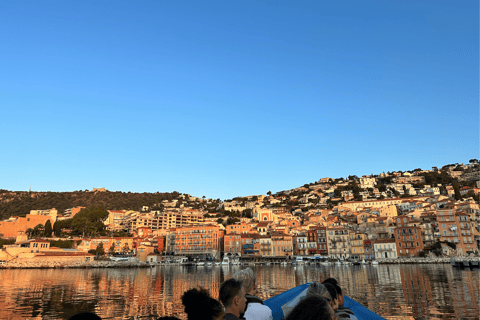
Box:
311, 226, 328, 256
305, 230, 317, 255
240, 233, 260, 256
0, 238, 94, 263
77, 237, 135, 254
436, 208, 477, 254
350, 232, 367, 259
374, 239, 398, 259
224, 233, 242, 256
292, 234, 307, 256
326, 227, 351, 259
174, 224, 221, 259
419, 212, 437, 249
0, 214, 54, 238
394, 216, 425, 256
259, 235, 273, 256
270, 232, 293, 257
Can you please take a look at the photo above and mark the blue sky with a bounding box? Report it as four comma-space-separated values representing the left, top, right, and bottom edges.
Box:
1, 1, 478, 200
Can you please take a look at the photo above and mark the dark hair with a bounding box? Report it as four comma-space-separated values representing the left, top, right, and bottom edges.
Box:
182, 287, 224, 320
332, 283, 343, 295
285, 296, 332, 320
219, 278, 243, 307
68, 312, 102, 320
322, 278, 338, 286
323, 283, 337, 301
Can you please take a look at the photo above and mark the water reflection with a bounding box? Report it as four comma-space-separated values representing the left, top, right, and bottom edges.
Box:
0, 264, 478, 319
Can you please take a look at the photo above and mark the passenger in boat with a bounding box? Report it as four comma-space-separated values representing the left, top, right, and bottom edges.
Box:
322, 279, 357, 320
306, 282, 332, 301
182, 287, 225, 320
68, 312, 102, 320
219, 278, 247, 320
233, 268, 272, 320
322, 283, 339, 310
285, 296, 335, 320
283, 282, 334, 318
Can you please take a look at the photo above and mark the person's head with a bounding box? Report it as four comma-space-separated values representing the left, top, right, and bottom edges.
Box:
306, 282, 332, 302
332, 283, 344, 307
322, 278, 338, 286
68, 312, 102, 320
285, 296, 336, 320
219, 278, 246, 317
233, 268, 256, 295
182, 287, 225, 320
323, 283, 338, 310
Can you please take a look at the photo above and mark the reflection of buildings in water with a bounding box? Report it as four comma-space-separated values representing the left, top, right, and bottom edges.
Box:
375, 265, 402, 285
0, 265, 478, 320
399, 265, 480, 319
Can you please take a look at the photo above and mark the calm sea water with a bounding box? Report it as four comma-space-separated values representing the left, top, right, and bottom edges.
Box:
0, 264, 479, 320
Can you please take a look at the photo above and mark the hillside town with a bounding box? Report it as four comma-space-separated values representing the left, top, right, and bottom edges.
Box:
1, 161, 479, 266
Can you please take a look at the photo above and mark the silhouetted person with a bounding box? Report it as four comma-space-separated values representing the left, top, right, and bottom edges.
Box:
182, 287, 225, 320
68, 312, 102, 320
285, 296, 335, 320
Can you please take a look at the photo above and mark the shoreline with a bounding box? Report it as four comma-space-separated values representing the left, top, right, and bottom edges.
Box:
1, 256, 479, 269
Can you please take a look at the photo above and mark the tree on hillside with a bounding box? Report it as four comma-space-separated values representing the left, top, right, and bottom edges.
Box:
71, 207, 109, 237
96, 243, 105, 256
44, 220, 52, 237
109, 242, 116, 254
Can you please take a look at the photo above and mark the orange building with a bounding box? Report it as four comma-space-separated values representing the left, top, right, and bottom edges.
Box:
0, 214, 53, 238
240, 233, 260, 256
271, 232, 293, 257
226, 221, 252, 234
224, 233, 242, 255
394, 216, 424, 256
174, 224, 221, 258
436, 209, 477, 254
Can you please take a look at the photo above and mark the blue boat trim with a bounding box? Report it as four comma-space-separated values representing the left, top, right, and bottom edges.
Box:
264, 283, 385, 320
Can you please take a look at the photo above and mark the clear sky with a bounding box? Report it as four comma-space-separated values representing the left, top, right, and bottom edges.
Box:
1, 1, 478, 200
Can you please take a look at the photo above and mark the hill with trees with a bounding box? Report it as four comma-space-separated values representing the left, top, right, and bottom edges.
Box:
0, 190, 182, 220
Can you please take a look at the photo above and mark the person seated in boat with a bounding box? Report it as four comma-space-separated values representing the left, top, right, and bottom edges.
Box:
182, 287, 225, 320
233, 268, 272, 320
322, 279, 357, 320
219, 278, 247, 320
285, 295, 336, 320
322, 283, 339, 310
283, 282, 334, 318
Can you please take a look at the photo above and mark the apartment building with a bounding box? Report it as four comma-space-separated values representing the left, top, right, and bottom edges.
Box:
259, 235, 273, 257
436, 209, 477, 254
174, 225, 221, 258
326, 227, 351, 259
241, 234, 260, 256
128, 210, 205, 234
374, 239, 398, 259
270, 232, 293, 257
224, 233, 242, 256
394, 216, 424, 256
350, 232, 367, 259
